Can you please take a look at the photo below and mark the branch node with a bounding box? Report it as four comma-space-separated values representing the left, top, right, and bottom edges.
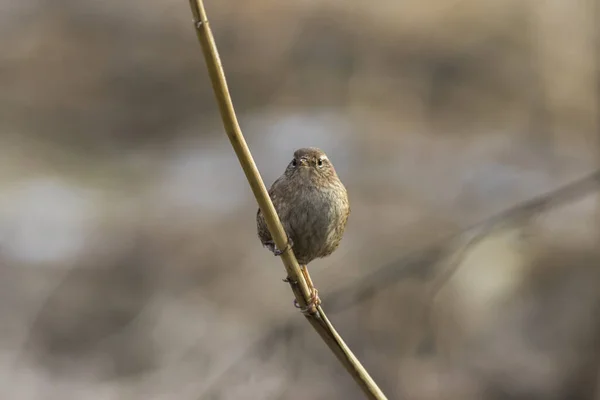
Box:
193, 18, 207, 29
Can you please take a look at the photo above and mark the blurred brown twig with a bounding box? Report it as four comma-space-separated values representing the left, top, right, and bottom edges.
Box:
327, 169, 600, 316
426, 168, 600, 299
187, 1, 387, 398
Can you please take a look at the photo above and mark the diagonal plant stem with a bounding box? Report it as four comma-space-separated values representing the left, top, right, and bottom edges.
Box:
187, 1, 388, 399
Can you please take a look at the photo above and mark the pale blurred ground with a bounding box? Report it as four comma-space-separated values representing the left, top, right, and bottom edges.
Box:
0, 0, 600, 399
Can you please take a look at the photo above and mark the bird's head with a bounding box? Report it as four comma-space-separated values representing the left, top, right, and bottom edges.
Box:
284, 147, 337, 183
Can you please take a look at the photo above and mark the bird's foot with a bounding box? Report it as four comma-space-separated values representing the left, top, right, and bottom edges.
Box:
294, 287, 321, 314
271, 237, 294, 256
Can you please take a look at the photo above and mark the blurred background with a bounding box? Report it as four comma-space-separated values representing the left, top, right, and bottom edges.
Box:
1, 0, 600, 398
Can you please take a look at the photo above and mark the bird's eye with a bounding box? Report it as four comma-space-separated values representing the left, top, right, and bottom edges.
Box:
291, 159, 297, 167
317, 159, 323, 167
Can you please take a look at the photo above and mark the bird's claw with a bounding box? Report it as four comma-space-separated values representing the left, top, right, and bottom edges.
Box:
294, 288, 321, 314
272, 237, 294, 256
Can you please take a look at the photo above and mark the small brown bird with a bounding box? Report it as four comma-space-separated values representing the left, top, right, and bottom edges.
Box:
257, 147, 350, 312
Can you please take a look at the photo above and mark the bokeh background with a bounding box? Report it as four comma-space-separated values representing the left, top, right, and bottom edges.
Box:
1, 0, 600, 399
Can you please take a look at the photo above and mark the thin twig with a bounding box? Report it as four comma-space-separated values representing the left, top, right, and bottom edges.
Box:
427, 169, 600, 297
333, 169, 600, 309
187, 1, 387, 399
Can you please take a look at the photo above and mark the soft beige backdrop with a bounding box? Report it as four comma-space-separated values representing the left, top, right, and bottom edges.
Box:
1, 0, 599, 399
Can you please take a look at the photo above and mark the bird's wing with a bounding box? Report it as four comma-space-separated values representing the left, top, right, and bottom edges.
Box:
256, 176, 286, 245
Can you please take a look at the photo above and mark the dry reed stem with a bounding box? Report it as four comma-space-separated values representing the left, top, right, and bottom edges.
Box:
187, 1, 388, 398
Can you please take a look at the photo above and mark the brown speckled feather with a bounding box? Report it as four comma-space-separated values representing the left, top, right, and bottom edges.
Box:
256, 147, 350, 266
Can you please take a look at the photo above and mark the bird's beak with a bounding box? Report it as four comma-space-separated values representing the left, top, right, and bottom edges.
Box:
298, 158, 309, 167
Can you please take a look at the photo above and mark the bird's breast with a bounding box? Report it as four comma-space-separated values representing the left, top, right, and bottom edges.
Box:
282, 185, 348, 263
